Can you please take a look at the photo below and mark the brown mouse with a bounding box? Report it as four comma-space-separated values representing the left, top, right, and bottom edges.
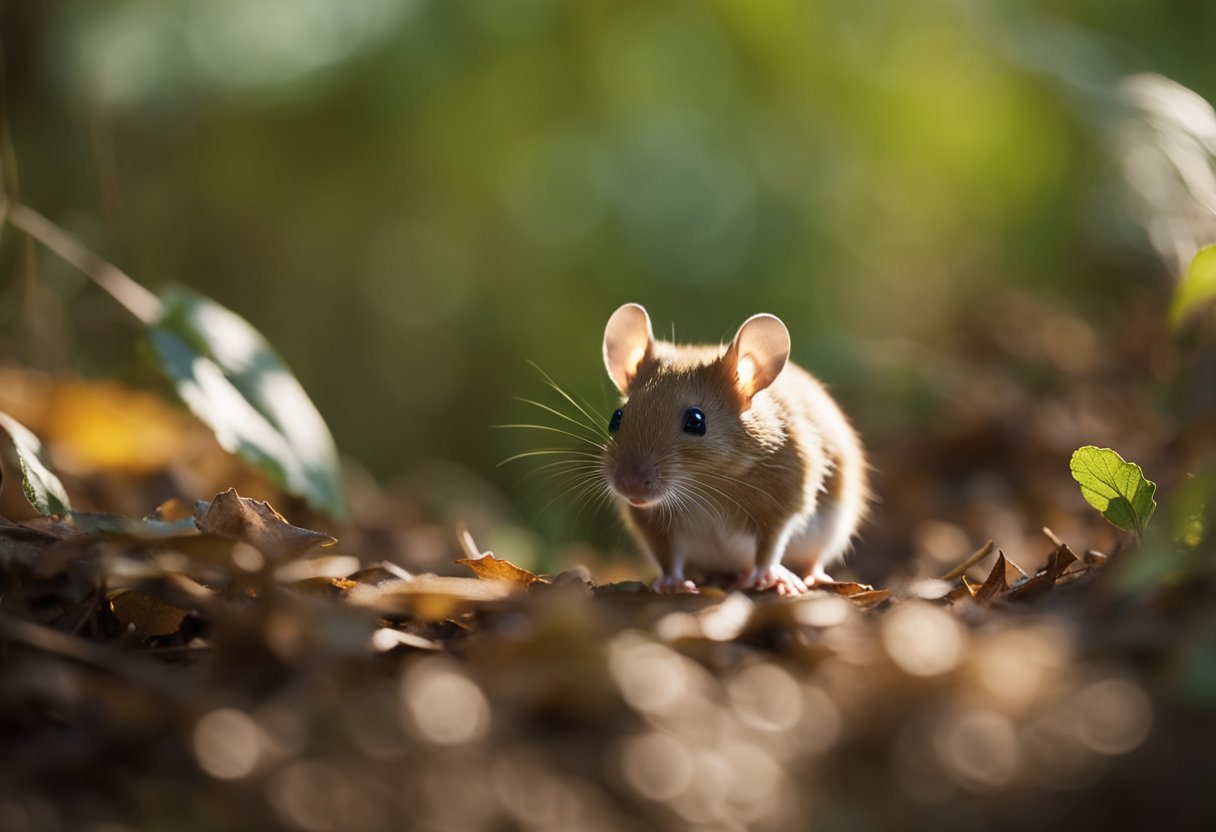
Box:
601, 303, 869, 595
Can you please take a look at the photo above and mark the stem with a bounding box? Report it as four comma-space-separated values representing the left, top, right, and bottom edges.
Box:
4, 200, 162, 325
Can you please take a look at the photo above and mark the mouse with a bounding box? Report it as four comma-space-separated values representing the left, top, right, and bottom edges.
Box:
601, 303, 869, 596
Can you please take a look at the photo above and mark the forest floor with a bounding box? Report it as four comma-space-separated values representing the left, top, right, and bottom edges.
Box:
2, 355, 1215, 832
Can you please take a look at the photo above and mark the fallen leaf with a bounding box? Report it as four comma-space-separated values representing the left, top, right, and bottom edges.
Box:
1007, 544, 1079, 601
975, 552, 1010, 604
848, 589, 893, 609
193, 488, 335, 560
64, 511, 199, 540
110, 590, 189, 640
455, 554, 546, 588
149, 498, 194, 523
274, 555, 362, 583
344, 573, 514, 620
815, 581, 877, 597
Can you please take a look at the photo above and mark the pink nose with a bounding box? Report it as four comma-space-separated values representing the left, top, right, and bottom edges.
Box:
614, 460, 658, 500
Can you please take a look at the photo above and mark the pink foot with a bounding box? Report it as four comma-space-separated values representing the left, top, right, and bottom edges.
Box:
652, 574, 699, 594
739, 564, 808, 596
804, 564, 834, 586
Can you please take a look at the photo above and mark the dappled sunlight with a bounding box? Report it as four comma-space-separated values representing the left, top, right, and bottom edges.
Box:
3, 1, 1216, 830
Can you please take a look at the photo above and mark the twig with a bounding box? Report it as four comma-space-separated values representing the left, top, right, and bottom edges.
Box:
940, 539, 995, 582
5, 200, 162, 324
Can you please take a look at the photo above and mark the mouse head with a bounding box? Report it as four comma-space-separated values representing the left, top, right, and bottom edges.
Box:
601, 303, 791, 509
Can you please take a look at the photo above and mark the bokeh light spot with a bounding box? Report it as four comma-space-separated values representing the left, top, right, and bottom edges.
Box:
619, 732, 694, 801
400, 659, 490, 745
1076, 678, 1153, 755
193, 708, 262, 780
881, 601, 965, 676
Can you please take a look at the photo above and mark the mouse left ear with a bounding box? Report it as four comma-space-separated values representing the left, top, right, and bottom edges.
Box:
604, 303, 655, 393
726, 314, 790, 399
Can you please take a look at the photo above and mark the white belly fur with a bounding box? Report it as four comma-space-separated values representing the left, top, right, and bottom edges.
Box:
668, 501, 853, 578
671, 524, 758, 575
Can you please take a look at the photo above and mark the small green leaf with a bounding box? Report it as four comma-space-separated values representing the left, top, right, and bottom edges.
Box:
0, 412, 71, 518
1069, 445, 1157, 536
148, 287, 346, 518
1170, 244, 1216, 329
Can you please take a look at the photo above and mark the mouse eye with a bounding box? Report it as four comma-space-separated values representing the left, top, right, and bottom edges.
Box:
608, 408, 623, 434
682, 407, 706, 436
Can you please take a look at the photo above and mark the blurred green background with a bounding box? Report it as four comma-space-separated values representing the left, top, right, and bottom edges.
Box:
2, 0, 1214, 573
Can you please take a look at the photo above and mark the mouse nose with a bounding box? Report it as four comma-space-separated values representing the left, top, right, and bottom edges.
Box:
613, 459, 659, 501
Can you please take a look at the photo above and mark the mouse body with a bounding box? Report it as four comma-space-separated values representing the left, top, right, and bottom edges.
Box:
601, 303, 869, 595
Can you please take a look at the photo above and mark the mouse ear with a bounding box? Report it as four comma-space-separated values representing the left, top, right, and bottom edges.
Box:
727, 314, 790, 399
604, 303, 654, 393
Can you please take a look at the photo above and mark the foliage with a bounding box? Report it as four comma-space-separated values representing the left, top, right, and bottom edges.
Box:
1171, 244, 1216, 329
1069, 446, 1157, 537
150, 288, 346, 517
0, 411, 70, 517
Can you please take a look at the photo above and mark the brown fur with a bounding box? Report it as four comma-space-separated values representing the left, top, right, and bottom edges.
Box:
602, 307, 869, 587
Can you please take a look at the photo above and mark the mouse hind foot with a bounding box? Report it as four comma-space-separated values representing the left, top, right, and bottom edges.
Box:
739, 563, 808, 596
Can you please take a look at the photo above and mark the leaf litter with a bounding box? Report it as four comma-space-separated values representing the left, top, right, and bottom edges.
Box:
1, 365, 1214, 832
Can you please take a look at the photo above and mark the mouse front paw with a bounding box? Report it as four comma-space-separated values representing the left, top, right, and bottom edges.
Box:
739, 564, 808, 596
651, 574, 699, 594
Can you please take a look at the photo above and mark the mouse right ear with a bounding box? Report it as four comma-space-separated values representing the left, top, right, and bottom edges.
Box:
603, 303, 654, 393
726, 313, 791, 400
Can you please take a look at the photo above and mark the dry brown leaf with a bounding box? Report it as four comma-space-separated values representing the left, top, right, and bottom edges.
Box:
815, 581, 876, 597
1007, 543, 1079, 601
455, 554, 546, 588
110, 590, 189, 640
975, 552, 1010, 604
148, 498, 194, 523
194, 488, 335, 560
848, 589, 893, 609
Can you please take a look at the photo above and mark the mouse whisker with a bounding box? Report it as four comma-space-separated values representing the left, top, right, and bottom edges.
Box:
535, 470, 607, 520
498, 447, 603, 467
685, 467, 784, 509
493, 423, 606, 452
512, 396, 606, 442
527, 360, 608, 426
669, 476, 725, 528
517, 463, 605, 500
682, 477, 760, 527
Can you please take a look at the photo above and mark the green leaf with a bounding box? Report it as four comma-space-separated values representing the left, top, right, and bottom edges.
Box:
148, 287, 346, 518
0, 411, 71, 518
1069, 445, 1157, 536
1170, 244, 1216, 329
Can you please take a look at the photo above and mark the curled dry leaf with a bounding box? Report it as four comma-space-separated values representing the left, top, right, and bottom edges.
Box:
975, 552, 1011, 604
193, 488, 335, 560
